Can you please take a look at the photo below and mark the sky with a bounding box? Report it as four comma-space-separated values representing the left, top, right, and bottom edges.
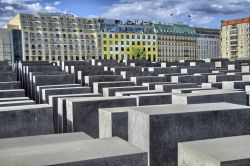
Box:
1, 0, 250, 28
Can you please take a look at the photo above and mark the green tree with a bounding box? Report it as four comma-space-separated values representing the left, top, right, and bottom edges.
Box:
131, 47, 146, 60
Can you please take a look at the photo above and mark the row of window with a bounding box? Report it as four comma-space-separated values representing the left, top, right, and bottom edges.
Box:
103, 34, 156, 40
103, 47, 155, 52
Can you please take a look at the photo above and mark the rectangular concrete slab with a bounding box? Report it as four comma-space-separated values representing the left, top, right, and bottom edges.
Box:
128, 103, 250, 166
0, 137, 147, 166
49, 93, 102, 133
0, 89, 25, 98
172, 90, 246, 105
115, 90, 165, 97
0, 81, 21, 90
99, 107, 133, 141
131, 93, 172, 106
0, 132, 92, 150
93, 81, 135, 94
42, 86, 91, 103
155, 83, 199, 92
66, 96, 137, 138
103, 86, 148, 97
0, 104, 54, 138
0, 100, 35, 107
178, 135, 250, 166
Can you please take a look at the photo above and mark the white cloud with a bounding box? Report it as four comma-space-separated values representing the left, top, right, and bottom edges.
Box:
0, 0, 64, 27
102, 0, 250, 27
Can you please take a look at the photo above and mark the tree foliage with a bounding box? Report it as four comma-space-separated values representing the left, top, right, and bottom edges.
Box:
131, 47, 146, 60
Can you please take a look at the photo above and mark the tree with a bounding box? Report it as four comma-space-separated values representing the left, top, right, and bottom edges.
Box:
131, 47, 146, 60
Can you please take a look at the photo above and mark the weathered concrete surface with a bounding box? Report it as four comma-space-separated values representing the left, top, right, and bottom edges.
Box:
93, 81, 135, 94
115, 90, 165, 97
202, 82, 222, 89
0, 89, 25, 98
172, 90, 246, 105
33, 74, 75, 100
131, 76, 168, 86
0, 104, 53, 138
172, 87, 215, 93
0, 82, 21, 90
222, 81, 250, 90
85, 75, 123, 88
171, 75, 208, 85
36, 84, 81, 103
99, 107, 132, 141
66, 96, 137, 138
178, 135, 250, 166
0, 132, 92, 149
0, 72, 17, 82
0, 97, 30, 102
50, 93, 102, 133
155, 83, 199, 92
42, 86, 91, 103
208, 74, 242, 83
0, 137, 148, 166
0, 100, 35, 107
132, 93, 172, 106
142, 82, 175, 90
103, 86, 148, 97
128, 103, 250, 166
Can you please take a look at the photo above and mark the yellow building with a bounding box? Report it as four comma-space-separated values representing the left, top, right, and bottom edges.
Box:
221, 17, 250, 59
101, 32, 157, 61
8, 13, 101, 62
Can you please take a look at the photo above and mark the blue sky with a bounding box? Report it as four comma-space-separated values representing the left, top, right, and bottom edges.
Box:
1, 0, 250, 28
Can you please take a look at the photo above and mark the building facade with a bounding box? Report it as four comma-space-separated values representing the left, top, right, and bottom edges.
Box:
0, 28, 13, 62
8, 13, 101, 62
154, 24, 197, 62
101, 20, 157, 61
195, 27, 220, 59
221, 17, 250, 59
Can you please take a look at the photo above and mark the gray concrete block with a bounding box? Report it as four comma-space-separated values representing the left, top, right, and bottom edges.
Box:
172, 90, 246, 105
181, 68, 210, 75
222, 81, 250, 90
33, 74, 75, 100
132, 93, 172, 106
202, 82, 222, 89
50, 93, 102, 133
93, 81, 135, 94
155, 83, 199, 92
148, 67, 180, 74
77, 70, 114, 85
0, 100, 35, 107
36, 84, 81, 103
0, 72, 17, 82
0, 132, 92, 150
0, 89, 25, 98
85, 75, 123, 88
0, 104, 54, 138
128, 103, 250, 166
42, 86, 91, 103
0, 97, 30, 102
208, 74, 242, 83
99, 107, 132, 141
178, 135, 250, 166
103, 86, 149, 97
171, 75, 208, 85
172, 87, 215, 93
0, 137, 147, 166
142, 82, 176, 90
115, 90, 165, 97
0, 81, 21, 90
130, 76, 168, 86
66, 96, 137, 138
